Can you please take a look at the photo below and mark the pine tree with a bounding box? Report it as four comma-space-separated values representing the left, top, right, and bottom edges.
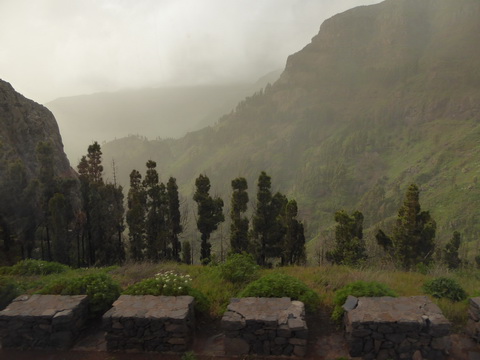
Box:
167, 177, 182, 261
143, 160, 168, 261
376, 184, 436, 270
281, 200, 306, 266
230, 177, 249, 253
126, 170, 146, 261
443, 231, 461, 270
326, 210, 367, 266
193, 174, 224, 264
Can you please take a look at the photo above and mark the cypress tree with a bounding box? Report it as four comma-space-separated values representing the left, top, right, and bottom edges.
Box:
443, 231, 461, 270
281, 200, 306, 266
126, 169, 146, 261
230, 177, 249, 253
326, 210, 367, 266
252, 172, 273, 266
193, 174, 224, 264
167, 177, 182, 261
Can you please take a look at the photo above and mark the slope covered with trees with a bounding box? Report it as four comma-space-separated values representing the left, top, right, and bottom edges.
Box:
102, 0, 480, 259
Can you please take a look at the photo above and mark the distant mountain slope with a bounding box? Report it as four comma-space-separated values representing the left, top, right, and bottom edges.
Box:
47, 70, 281, 163
102, 0, 480, 255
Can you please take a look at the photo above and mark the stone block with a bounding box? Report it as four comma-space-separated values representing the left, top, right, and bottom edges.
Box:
102, 295, 194, 353
344, 296, 451, 360
222, 297, 308, 356
0, 294, 88, 350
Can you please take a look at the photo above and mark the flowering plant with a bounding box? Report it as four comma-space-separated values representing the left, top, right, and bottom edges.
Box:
124, 270, 192, 296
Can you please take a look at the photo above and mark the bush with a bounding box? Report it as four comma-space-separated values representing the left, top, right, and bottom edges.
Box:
219, 253, 259, 284
0, 276, 20, 310
423, 277, 467, 302
39, 272, 121, 316
124, 271, 209, 314
238, 273, 320, 312
1, 259, 69, 276
332, 281, 396, 322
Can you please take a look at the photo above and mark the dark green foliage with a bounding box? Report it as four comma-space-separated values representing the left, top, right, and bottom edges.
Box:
252, 172, 287, 266
39, 272, 121, 316
443, 231, 462, 270
281, 200, 306, 266
239, 273, 320, 312
423, 277, 467, 302
0, 276, 20, 310
220, 253, 259, 284
377, 184, 436, 270
182, 240, 192, 265
167, 177, 183, 261
0, 259, 69, 275
193, 174, 224, 264
332, 281, 397, 321
230, 177, 249, 254
77, 142, 125, 266
327, 210, 366, 266
126, 169, 146, 261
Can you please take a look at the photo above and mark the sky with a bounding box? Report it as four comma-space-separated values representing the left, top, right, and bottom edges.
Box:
0, 0, 382, 103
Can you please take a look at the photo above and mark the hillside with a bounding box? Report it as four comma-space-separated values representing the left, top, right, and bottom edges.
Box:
101, 0, 480, 258
47, 70, 281, 163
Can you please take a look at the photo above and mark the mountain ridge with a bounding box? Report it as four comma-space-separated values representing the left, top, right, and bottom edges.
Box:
101, 0, 480, 257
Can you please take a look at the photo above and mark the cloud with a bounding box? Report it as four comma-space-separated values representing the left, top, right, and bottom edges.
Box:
0, 0, 382, 103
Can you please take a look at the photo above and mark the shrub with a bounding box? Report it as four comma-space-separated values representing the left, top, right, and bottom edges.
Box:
39, 272, 121, 316
124, 271, 209, 314
238, 273, 320, 312
0, 276, 20, 310
219, 253, 259, 284
332, 281, 396, 322
423, 277, 467, 302
1, 259, 69, 276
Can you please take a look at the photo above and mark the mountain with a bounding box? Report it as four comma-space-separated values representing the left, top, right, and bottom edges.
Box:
0, 79, 78, 262
46, 70, 281, 163
102, 0, 480, 256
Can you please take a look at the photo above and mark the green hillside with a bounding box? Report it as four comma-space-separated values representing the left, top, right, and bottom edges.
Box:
102, 0, 480, 259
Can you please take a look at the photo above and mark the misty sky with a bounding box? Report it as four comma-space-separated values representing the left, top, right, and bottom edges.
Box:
0, 0, 382, 103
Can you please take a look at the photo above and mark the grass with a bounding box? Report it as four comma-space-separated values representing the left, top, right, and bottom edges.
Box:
1, 261, 479, 330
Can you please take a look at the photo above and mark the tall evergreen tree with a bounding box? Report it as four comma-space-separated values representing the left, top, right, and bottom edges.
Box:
443, 231, 461, 270
77, 142, 125, 266
48, 193, 70, 264
252, 172, 287, 266
326, 210, 366, 266
230, 177, 249, 253
143, 160, 168, 261
376, 184, 436, 269
281, 200, 306, 266
193, 174, 224, 264
182, 240, 192, 265
126, 169, 146, 261
167, 177, 182, 261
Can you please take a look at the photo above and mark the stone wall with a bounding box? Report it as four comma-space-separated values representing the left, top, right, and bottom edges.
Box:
0, 294, 88, 349
344, 296, 451, 360
221, 297, 308, 357
102, 295, 195, 352
466, 297, 480, 342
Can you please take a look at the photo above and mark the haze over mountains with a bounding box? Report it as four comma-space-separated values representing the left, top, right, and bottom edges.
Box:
47, 70, 281, 163
99, 0, 480, 252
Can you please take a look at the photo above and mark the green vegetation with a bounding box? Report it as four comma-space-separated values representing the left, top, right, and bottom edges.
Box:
0, 259, 69, 275
332, 281, 397, 322
38, 271, 121, 316
219, 252, 259, 284
239, 272, 320, 312
423, 277, 467, 302
0, 276, 20, 310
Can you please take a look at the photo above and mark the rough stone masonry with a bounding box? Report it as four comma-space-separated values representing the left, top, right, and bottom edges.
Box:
0, 294, 88, 349
343, 296, 451, 360
221, 297, 308, 357
102, 295, 195, 352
